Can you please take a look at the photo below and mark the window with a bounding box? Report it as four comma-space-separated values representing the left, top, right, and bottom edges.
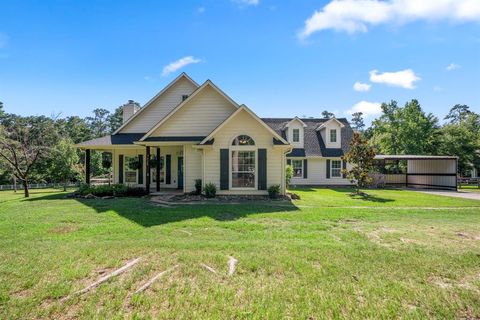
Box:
231, 150, 256, 188
292, 129, 300, 142
124, 156, 138, 184
330, 129, 337, 143
182, 94, 189, 101
331, 160, 342, 178
292, 159, 303, 178
232, 135, 255, 146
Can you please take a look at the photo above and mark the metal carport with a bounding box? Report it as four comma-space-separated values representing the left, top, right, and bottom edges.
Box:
374, 155, 458, 190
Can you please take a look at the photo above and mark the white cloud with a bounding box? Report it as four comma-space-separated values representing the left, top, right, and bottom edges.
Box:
369, 69, 420, 89
0, 33, 8, 48
346, 101, 382, 117
162, 56, 202, 76
299, 0, 480, 39
446, 63, 461, 71
232, 0, 259, 6
353, 81, 371, 92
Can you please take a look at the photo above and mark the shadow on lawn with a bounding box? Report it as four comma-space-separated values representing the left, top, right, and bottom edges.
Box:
290, 186, 395, 204
25, 193, 300, 227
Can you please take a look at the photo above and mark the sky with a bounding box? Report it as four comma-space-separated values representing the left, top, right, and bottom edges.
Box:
0, 0, 479, 125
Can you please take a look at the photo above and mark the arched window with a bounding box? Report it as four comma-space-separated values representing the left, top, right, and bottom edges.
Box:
232, 135, 255, 146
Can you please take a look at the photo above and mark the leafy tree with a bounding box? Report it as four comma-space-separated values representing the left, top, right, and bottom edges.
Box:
0, 115, 57, 197
342, 132, 376, 194
369, 100, 440, 155
285, 165, 293, 189
86, 108, 111, 138
0, 101, 4, 120
321, 110, 335, 119
108, 106, 123, 133
50, 138, 80, 191
57, 116, 93, 144
351, 112, 365, 132
439, 111, 480, 175
444, 104, 472, 124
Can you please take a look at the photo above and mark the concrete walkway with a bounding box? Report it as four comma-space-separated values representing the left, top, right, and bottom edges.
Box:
414, 189, 480, 201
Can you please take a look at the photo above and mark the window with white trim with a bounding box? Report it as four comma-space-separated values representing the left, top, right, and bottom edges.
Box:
292, 159, 303, 178
330, 129, 337, 143
232, 135, 255, 146
292, 129, 300, 142
124, 156, 138, 184
331, 160, 342, 178
231, 150, 256, 188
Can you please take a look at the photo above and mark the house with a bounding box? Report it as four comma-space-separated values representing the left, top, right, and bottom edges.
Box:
77, 73, 354, 195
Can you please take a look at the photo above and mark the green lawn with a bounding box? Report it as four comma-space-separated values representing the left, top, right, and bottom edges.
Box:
0, 188, 479, 319
459, 185, 480, 193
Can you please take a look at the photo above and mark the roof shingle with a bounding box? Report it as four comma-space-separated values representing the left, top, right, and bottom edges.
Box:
261, 118, 353, 157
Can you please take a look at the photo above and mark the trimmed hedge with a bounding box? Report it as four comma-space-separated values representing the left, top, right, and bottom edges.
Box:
77, 184, 148, 197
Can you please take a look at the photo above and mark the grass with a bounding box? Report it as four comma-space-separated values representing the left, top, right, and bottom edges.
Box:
459, 184, 480, 193
0, 187, 479, 319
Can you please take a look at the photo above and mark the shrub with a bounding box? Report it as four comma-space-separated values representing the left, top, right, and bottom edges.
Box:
204, 183, 216, 198
124, 187, 148, 197
285, 165, 293, 188
194, 179, 202, 195
268, 184, 281, 199
77, 183, 146, 197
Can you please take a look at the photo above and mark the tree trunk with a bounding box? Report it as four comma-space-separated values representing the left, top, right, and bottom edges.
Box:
63, 181, 67, 192
22, 180, 29, 198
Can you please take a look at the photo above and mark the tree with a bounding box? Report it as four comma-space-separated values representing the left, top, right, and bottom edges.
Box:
321, 110, 335, 119
341, 132, 376, 194
439, 111, 480, 175
369, 100, 440, 155
0, 101, 4, 119
86, 108, 111, 138
50, 138, 80, 191
351, 112, 365, 132
444, 104, 472, 124
285, 164, 293, 189
108, 106, 123, 133
0, 115, 57, 197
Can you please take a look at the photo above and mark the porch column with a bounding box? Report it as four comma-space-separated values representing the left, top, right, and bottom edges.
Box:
156, 147, 161, 191
85, 149, 91, 185
146, 146, 151, 194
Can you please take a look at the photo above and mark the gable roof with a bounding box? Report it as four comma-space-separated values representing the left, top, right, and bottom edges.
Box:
262, 118, 353, 157
200, 105, 289, 145
113, 73, 199, 134
316, 117, 345, 131
285, 117, 307, 128
139, 80, 239, 141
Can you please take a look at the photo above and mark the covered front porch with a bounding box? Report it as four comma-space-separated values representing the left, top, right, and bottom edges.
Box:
82, 143, 192, 194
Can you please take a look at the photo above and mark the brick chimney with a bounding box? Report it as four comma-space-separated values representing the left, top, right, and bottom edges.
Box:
122, 100, 140, 123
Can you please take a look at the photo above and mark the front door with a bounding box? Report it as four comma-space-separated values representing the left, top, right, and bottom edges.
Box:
177, 157, 184, 189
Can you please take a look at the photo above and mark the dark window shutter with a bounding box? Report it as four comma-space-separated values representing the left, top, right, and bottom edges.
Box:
138, 155, 143, 184
166, 155, 171, 184
220, 149, 229, 190
287, 159, 291, 166
118, 155, 124, 183
258, 149, 267, 190
342, 160, 347, 178
326, 159, 331, 179
303, 159, 308, 179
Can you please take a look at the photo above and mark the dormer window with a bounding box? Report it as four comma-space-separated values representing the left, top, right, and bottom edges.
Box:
293, 129, 300, 142
330, 129, 337, 143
